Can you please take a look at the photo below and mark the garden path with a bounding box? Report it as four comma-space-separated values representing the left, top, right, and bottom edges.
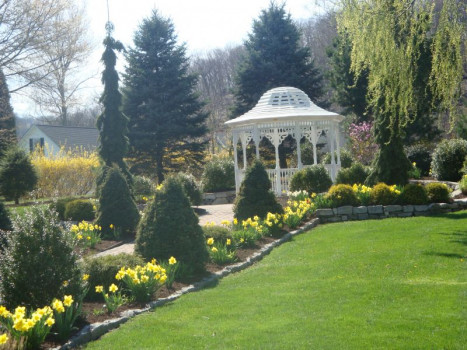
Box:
95, 204, 234, 257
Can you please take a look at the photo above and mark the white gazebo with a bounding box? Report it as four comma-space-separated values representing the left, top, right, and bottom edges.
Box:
225, 86, 345, 196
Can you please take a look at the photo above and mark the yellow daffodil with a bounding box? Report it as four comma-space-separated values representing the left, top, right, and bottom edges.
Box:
211, 247, 218, 253
110, 224, 114, 229
159, 275, 167, 283
0, 333, 8, 345
82, 274, 90, 281
169, 256, 177, 265
63, 295, 73, 307
52, 300, 65, 313
95, 285, 104, 293
207, 237, 214, 245
226, 239, 231, 246
46, 317, 55, 327
109, 284, 118, 293
141, 275, 149, 283
233, 218, 238, 225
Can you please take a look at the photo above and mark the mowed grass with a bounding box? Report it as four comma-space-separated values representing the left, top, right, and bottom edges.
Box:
86, 211, 467, 349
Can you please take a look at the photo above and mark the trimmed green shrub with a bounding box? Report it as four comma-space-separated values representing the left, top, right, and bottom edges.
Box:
203, 225, 233, 245
425, 182, 451, 203
96, 166, 140, 238
325, 184, 359, 207
459, 175, 467, 195
133, 175, 155, 195
335, 162, 370, 185
400, 183, 428, 205
170, 172, 202, 206
64, 199, 95, 221
233, 160, 283, 222
289, 165, 333, 194
0, 146, 37, 204
201, 156, 235, 192
0, 199, 12, 231
322, 148, 353, 168
135, 177, 208, 273
431, 139, 467, 181
370, 183, 400, 205
0, 205, 81, 309
81, 253, 144, 301
50, 197, 76, 220
405, 142, 433, 176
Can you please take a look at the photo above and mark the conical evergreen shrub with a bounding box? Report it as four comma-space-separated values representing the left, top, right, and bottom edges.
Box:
135, 177, 208, 273
234, 160, 283, 221
96, 166, 139, 238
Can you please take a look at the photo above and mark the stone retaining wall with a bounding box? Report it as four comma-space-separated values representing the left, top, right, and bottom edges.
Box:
202, 190, 236, 205
316, 199, 467, 223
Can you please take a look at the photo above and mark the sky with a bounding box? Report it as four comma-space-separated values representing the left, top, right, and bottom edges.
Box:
11, 0, 325, 117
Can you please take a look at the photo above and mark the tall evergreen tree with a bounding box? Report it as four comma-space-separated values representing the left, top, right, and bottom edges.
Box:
123, 10, 208, 183
0, 68, 16, 158
96, 23, 131, 181
232, 2, 324, 117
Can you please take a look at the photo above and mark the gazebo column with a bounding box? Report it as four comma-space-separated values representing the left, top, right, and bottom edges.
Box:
253, 125, 260, 159
335, 123, 341, 166
240, 133, 248, 170
273, 128, 281, 195
233, 131, 240, 193
295, 124, 302, 169
329, 125, 336, 181
312, 125, 318, 165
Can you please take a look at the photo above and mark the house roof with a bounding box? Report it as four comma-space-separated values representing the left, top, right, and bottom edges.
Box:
33, 124, 99, 150
225, 86, 344, 127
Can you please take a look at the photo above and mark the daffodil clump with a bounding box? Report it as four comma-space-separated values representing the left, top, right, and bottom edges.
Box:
0, 305, 54, 349
352, 184, 372, 206
95, 284, 127, 314
206, 238, 236, 265
283, 199, 315, 229
287, 190, 309, 201
115, 259, 170, 303
71, 221, 102, 249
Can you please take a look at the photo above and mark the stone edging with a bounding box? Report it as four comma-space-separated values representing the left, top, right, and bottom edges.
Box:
316, 199, 467, 223
55, 219, 320, 349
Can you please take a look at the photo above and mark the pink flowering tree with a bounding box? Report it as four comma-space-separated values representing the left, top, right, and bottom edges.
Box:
348, 122, 378, 165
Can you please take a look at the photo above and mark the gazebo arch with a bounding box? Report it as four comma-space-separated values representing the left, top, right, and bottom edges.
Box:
225, 86, 344, 196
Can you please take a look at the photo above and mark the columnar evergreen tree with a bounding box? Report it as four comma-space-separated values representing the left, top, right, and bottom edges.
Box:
0, 68, 16, 158
123, 10, 208, 183
232, 2, 325, 117
96, 23, 131, 182
96, 23, 139, 236
338, 0, 465, 185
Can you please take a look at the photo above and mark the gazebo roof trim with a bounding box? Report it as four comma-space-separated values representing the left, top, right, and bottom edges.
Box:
226, 86, 343, 127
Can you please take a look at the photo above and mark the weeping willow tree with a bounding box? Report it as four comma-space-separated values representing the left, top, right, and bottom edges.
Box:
338, 0, 465, 185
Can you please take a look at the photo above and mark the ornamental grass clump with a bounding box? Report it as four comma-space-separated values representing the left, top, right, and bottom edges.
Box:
0, 205, 81, 310
115, 260, 169, 303
136, 177, 208, 273
234, 160, 283, 221
0, 305, 55, 349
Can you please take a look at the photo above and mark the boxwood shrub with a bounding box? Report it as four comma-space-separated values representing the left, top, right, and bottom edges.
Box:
431, 139, 467, 181
289, 165, 333, 194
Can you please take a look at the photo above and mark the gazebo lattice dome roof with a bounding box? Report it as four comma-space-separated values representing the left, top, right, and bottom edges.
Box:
226, 86, 343, 127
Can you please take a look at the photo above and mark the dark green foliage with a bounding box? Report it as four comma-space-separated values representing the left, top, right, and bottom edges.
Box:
0, 68, 16, 158
425, 183, 451, 203
201, 157, 235, 192
431, 139, 467, 181
135, 177, 208, 273
203, 225, 232, 245
400, 184, 428, 205
335, 163, 370, 185
231, 2, 324, 117
96, 25, 132, 183
133, 175, 155, 196
170, 172, 202, 206
0, 146, 37, 204
0, 199, 12, 231
322, 149, 353, 168
0, 206, 81, 309
50, 197, 77, 220
405, 142, 433, 176
233, 160, 283, 222
96, 166, 140, 238
325, 184, 359, 207
123, 10, 207, 183
81, 253, 144, 301
370, 183, 400, 205
289, 165, 333, 194
64, 199, 95, 221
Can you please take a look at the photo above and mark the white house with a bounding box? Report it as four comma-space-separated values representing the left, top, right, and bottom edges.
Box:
19, 124, 99, 156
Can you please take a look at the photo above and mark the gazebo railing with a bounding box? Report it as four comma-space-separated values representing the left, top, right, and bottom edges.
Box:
236, 164, 340, 196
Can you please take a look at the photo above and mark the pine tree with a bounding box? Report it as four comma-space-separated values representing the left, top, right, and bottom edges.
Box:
123, 10, 208, 183
232, 2, 324, 117
96, 23, 132, 182
0, 68, 16, 158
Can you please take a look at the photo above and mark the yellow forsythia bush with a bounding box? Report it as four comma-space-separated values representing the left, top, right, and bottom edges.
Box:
31, 146, 99, 198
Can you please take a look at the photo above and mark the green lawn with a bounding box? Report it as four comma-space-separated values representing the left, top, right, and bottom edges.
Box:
86, 212, 467, 349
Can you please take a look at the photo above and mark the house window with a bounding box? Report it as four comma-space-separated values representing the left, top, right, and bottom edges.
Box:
29, 137, 44, 152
